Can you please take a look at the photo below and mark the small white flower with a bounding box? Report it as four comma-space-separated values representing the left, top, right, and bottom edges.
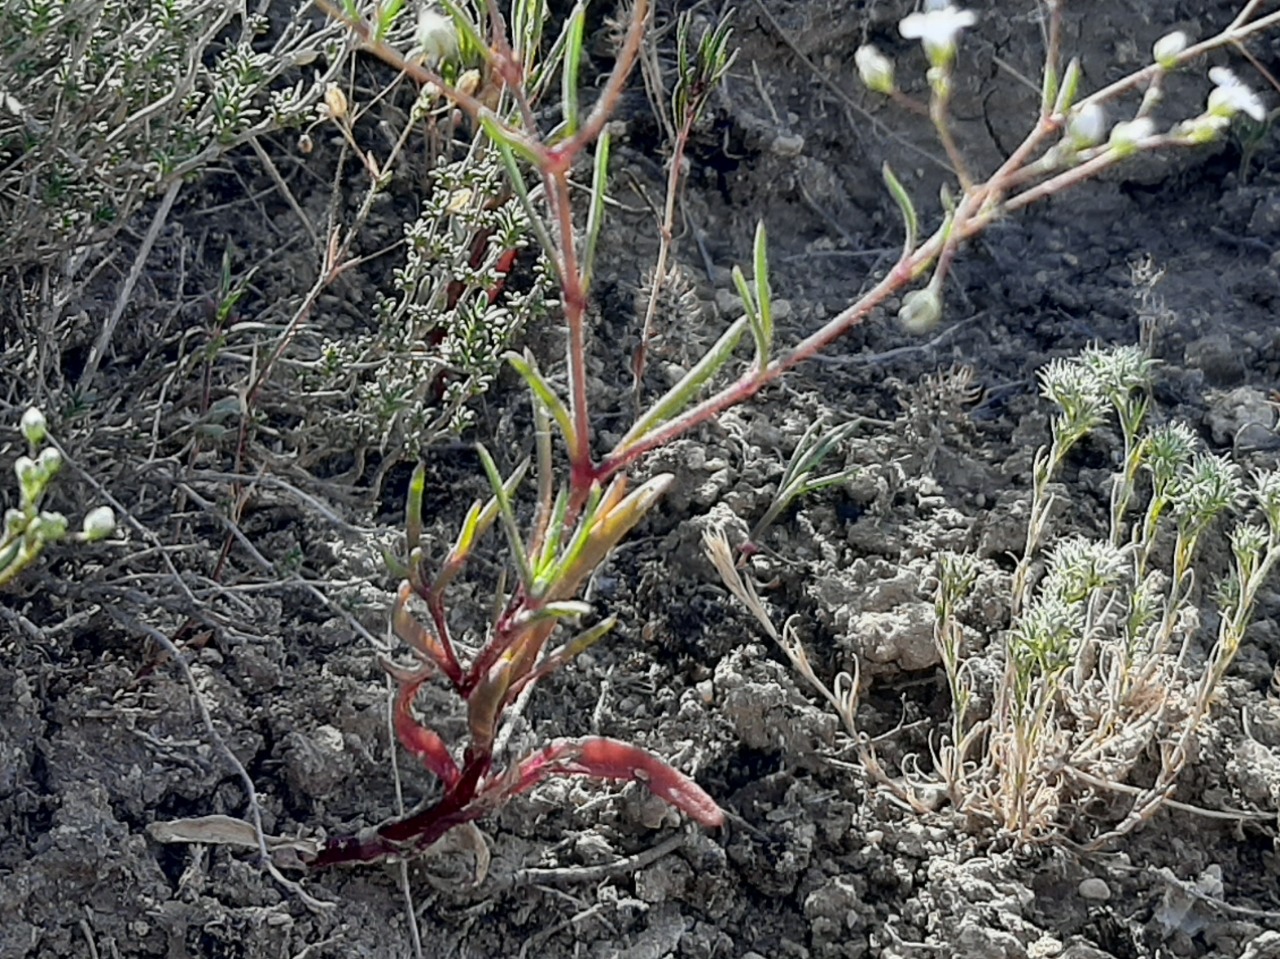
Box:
855, 45, 896, 95
81, 506, 116, 542
900, 5, 977, 65
1207, 66, 1266, 122
36, 446, 61, 476
1108, 117, 1156, 150
1153, 31, 1188, 69
13, 455, 36, 486
19, 407, 46, 445
416, 7, 459, 65
1066, 102, 1107, 148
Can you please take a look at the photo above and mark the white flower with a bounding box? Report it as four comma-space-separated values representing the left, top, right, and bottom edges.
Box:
1108, 117, 1156, 150
1153, 31, 1188, 69
14, 455, 36, 486
19, 407, 46, 445
1066, 102, 1107, 148
900, 5, 977, 65
416, 7, 459, 65
81, 506, 116, 542
855, 45, 896, 95
36, 446, 61, 476
1207, 67, 1266, 122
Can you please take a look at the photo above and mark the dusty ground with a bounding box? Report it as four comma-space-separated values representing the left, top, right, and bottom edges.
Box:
3, 1, 1280, 957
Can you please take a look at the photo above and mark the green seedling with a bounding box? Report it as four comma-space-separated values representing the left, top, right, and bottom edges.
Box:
312, 452, 721, 868
742, 415, 860, 559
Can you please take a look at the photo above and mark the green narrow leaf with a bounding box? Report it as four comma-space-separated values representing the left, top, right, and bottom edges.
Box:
551, 475, 673, 598
561, 3, 586, 136
373, 0, 406, 42
438, 0, 490, 64
383, 549, 409, 579
731, 265, 766, 368
451, 501, 485, 563
752, 220, 772, 369
581, 129, 610, 292
785, 419, 859, 489
550, 615, 616, 662
541, 481, 607, 593
882, 163, 918, 254
615, 315, 748, 455
798, 468, 860, 496
1040, 60, 1059, 119
434, 460, 530, 596
534, 487, 571, 580
526, 0, 569, 99
512, 0, 547, 69
476, 445, 535, 594
508, 615, 618, 696
1053, 57, 1082, 116
506, 351, 579, 460
514, 600, 593, 627
479, 112, 544, 169
529, 381, 554, 557
488, 133, 559, 275
406, 461, 426, 553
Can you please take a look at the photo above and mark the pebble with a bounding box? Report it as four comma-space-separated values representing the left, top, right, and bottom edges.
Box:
1078, 877, 1111, 901
1205, 386, 1279, 452
770, 132, 805, 156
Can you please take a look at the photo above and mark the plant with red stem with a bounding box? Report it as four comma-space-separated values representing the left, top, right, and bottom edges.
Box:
310, 454, 722, 867
309, 0, 1279, 867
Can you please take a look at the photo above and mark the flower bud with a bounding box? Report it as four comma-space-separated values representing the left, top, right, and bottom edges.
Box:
1066, 102, 1106, 148
855, 45, 895, 95
37, 511, 67, 542
456, 69, 482, 99
1175, 114, 1228, 144
81, 506, 116, 542
323, 83, 348, 121
14, 455, 38, 500
20, 407, 46, 446
1152, 31, 1188, 69
898, 287, 943, 334
1107, 117, 1155, 155
36, 446, 62, 477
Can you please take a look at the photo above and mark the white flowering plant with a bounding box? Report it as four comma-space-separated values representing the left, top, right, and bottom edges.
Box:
294, 0, 1280, 869
1, 408, 115, 588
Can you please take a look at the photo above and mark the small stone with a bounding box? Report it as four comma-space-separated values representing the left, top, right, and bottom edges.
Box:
715, 288, 742, 316
770, 132, 805, 156
1185, 333, 1247, 385
1205, 386, 1279, 452
1078, 877, 1111, 901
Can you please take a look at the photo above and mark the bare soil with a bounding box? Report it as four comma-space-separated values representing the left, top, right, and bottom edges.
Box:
4, 2, 1280, 958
